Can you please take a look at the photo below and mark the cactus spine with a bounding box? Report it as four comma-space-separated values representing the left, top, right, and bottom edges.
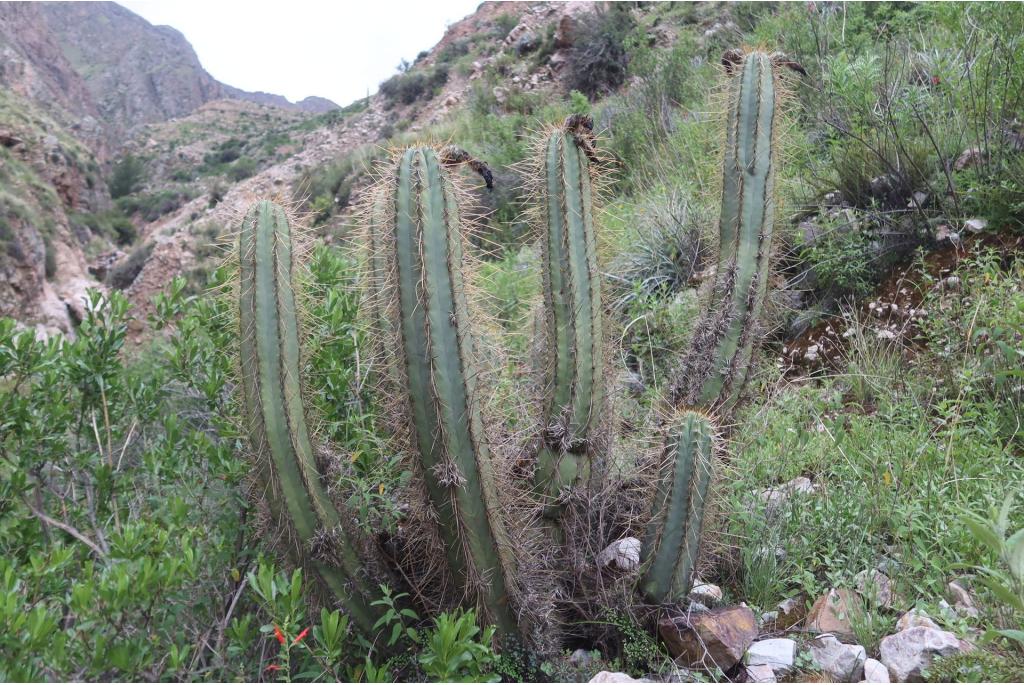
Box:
640, 411, 714, 602
534, 117, 604, 512
642, 51, 781, 603
379, 147, 518, 635
238, 201, 380, 634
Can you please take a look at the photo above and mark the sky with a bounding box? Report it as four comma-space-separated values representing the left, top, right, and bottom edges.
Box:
120, 0, 482, 107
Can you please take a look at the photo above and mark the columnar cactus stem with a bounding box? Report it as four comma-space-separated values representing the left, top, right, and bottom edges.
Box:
639, 411, 714, 603
238, 200, 379, 635
644, 51, 781, 603
381, 147, 519, 635
534, 115, 604, 513
674, 51, 778, 411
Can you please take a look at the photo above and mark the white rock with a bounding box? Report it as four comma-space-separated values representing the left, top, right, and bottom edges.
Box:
879, 626, 965, 682
759, 477, 817, 516
597, 537, 641, 571
689, 582, 723, 606
809, 634, 866, 682
862, 658, 890, 683
745, 638, 796, 675
896, 608, 939, 632
745, 663, 777, 683
571, 648, 596, 667
964, 218, 988, 233
589, 671, 643, 683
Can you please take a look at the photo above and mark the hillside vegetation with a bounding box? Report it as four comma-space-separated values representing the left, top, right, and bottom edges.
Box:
1, 2, 1023, 683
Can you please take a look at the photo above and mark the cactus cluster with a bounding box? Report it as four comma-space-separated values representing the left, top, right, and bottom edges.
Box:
235, 50, 785, 647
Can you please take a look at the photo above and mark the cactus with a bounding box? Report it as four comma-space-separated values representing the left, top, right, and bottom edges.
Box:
673, 50, 778, 412
642, 51, 781, 603
237, 200, 380, 635
238, 48, 788, 643
534, 115, 604, 516
639, 411, 714, 603
371, 147, 519, 636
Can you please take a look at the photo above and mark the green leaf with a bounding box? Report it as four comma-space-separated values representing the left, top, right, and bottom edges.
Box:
980, 575, 1024, 612
964, 516, 1004, 555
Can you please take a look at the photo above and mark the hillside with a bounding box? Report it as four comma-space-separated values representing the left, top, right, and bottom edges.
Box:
1, 2, 1023, 684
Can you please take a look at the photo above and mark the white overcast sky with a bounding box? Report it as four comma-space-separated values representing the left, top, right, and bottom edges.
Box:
120, 0, 482, 107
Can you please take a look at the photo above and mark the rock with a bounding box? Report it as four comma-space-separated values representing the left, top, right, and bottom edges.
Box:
745, 638, 796, 676
759, 476, 817, 516
659, 606, 758, 671
777, 595, 808, 629
862, 658, 890, 683
549, 51, 568, 69
688, 602, 710, 613
597, 537, 641, 571
908, 191, 929, 209
855, 569, 894, 608
964, 218, 988, 233
809, 634, 866, 682
571, 648, 597, 667
946, 581, 978, 617
879, 626, 966, 682
896, 609, 939, 632
589, 671, 643, 683
806, 588, 861, 639
935, 224, 960, 244
492, 86, 508, 105
953, 147, 985, 171
760, 611, 778, 626
745, 663, 777, 683
689, 582, 723, 607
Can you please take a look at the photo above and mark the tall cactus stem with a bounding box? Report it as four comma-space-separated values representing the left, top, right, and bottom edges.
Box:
384, 147, 519, 635
674, 50, 778, 411
238, 200, 379, 636
534, 115, 604, 509
639, 411, 714, 603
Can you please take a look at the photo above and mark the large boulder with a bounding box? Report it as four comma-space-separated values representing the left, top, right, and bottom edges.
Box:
659, 606, 758, 671
744, 638, 796, 677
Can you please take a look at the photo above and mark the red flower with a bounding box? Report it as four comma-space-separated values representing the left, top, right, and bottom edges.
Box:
931, 75, 941, 85
292, 627, 310, 646
265, 664, 282, 672
273, 625, 286, 645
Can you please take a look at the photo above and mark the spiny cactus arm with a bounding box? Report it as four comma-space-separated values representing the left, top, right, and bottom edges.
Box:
640, 411, 714, 603
238, 200, 380, 636
677, 51, 778, 411
535, 119, 604, 503
392, 148, 518, 635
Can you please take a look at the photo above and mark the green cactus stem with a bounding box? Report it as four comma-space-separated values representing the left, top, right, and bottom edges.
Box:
238, 200, 379, 635
381, 147, 519, 635
673, 50, 778, 411
534, 115, 604, 511
639, 411, 714, 603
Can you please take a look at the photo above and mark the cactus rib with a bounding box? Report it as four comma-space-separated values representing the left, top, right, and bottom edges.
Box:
238, 200, 378, 635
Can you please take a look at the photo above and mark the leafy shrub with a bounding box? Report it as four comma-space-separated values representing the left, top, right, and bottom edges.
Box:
70, 209, 136, 246
108, 154, 146, 198
379, 65, 449, 107
106, 241, 153, 290
228, 156, 257, 181
565, 6, 635, 99
418, 610, 499, 682
116, 189, 192, 222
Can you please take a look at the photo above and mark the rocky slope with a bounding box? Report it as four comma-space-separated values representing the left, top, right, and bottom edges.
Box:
0, 1, 344, 335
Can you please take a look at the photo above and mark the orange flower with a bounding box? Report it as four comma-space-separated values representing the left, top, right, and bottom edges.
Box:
292, 627, 310, 646
265, 664, 282, 672
273, 625, 286, 645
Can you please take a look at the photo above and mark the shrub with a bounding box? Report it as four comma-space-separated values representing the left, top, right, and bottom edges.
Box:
228, 157, 257, 181
379, 65, 449, 107
106, 241, 153, 290
69, 209, 137, 246
565, 6, 635, 99
108, 154, 146, 198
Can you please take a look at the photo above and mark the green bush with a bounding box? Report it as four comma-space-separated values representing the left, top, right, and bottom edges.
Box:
108, 154, 146, 199
106, 241, 153, 290
379, 65, 449, 106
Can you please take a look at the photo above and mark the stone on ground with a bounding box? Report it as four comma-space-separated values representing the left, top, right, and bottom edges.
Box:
879, 626, 967, 682
862, 658, 890, 683
659, 606, 758, 671
744, 638, 796, 677
808, 634, 867, 682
